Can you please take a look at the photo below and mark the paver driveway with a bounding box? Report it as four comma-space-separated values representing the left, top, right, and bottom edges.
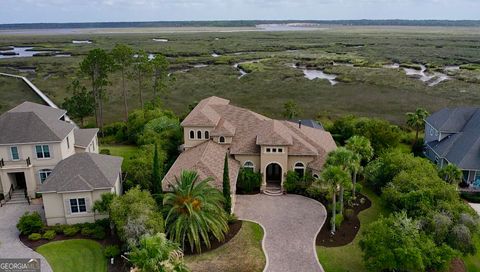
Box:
0, 204, 52, 272
235, 194, 326, 272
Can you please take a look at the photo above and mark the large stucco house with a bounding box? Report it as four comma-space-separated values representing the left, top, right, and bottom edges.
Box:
0, 102, 122, 225
162, 96, 337, 201
424, 107, 480, 189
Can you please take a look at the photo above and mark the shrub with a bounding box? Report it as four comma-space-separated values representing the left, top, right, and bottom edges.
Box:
354, 183, 363, 194
91, 226, 106, 240
459, 213, 478, 233
50, 224, 65, 234
448, 224, 476, 255
227, 213, 238, 224
100, 149, 111, 155
81, 226, 95, 237
17, 212, 43, 235
334, 214, 344, 229
95, 218, 110, 229
42, 230, 56, 240
344, 209, 355, 220
104, 245, 121, 258
236, 168, 262, 193
283, 171, 300, 193
28, 233, 42, 241
305, 185, 328, 201
63, 225, 80, 236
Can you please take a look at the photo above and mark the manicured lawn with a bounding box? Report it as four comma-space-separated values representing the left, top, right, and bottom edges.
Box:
100, 144, 140, 168
184, 221, 266, 272
36, 239, 106, 272
464, 234, 480, 271
317, 187, 387, 272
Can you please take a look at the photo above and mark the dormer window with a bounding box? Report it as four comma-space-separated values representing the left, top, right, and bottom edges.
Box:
205, 131, 210, 139
219, 136, 225, 143
190, 130, 195, 139
197, 131, 202, 139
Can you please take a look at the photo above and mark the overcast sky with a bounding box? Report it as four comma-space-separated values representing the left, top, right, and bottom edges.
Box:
1, 0, 479, 24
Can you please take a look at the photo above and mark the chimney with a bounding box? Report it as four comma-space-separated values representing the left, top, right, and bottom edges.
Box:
298, 120, 302, 129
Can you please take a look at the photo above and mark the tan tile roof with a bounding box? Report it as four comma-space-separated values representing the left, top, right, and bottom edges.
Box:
211, 118, 236, 136
162, 141, 240, 192
174, 96, 337, 180
180, 96, 229, 127
256, 120, 293, 146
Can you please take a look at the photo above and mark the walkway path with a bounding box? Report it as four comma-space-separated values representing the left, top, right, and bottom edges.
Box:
469, 202, 480, 216
0, 204, 52, 272
235, 194, 326, 272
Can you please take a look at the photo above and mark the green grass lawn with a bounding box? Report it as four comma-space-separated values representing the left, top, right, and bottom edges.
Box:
317, 187, 388, 272
0, 76, 44, 112
463, 234, 480, 271
184, 221, 266, 272
100, 144, 140, 169
36, 239, 106, 272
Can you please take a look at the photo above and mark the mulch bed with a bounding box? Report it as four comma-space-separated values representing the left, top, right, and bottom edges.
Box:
316, 193, 372, 247
184, 220, 243, 255
447, 258, 466, 272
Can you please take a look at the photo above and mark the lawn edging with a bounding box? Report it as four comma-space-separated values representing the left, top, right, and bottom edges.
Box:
240, 219, 268, 272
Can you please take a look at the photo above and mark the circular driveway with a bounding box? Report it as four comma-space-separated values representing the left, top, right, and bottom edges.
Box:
0, 204, 52, 272
235, 194, 326, 272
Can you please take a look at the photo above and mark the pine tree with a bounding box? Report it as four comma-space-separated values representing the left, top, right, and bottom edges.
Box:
152, 143, 162, 197
223, 153, 232, 214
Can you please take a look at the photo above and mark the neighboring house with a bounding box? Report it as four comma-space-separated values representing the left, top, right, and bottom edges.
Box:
39, 153, 122, 225
162, 96, 336, 200
0, 101, 121, 225
424, 107, 480, 188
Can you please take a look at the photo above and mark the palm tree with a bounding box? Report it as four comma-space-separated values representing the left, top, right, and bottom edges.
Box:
128, 233, 190, 272
439, 164, 463, 185
326, 147, 356, 215
163, 170, 229, 253
346, 136, 374, 199
321, 165, 350, 234
406, 108, 429, 149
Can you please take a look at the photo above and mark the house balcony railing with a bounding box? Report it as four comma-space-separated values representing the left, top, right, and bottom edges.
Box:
0, 157, 31, 169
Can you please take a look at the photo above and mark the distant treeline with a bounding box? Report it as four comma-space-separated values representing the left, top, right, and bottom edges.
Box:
2, 20, 480, 29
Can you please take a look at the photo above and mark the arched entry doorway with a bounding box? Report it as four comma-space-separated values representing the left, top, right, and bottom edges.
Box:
266, 163, 282, 185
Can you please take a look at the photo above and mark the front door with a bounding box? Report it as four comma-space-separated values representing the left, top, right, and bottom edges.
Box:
266, 163, 282, 184
14, 172, 26, 189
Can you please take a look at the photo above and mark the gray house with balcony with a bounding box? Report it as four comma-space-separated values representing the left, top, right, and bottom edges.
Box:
424, 107, 480, 188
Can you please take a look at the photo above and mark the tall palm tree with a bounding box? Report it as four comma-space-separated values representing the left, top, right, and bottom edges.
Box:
406, 108, 429, 149
326, 147, 356, 215
163, 170, 229, 253
322, 165, 350, 234
346, 136, 374, 199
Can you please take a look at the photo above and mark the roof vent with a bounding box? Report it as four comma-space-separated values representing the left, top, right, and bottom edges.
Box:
298, 120, 302, 129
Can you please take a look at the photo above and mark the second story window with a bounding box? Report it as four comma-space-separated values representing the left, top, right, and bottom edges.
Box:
219, 136, 225, 143
205, 131, 210, 139
35, 145, 51, 159
190, 130, 195, 139
67, 137, 70, 149
197, 131, 202, 139
10, 146, 19, 161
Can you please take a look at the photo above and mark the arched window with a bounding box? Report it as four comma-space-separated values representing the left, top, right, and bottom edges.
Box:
204, 131, 210, 139
197, 131, 202, 139
219, 136, 225, 143
189, 130, 195, 139
39, 169, 53, 183
294, 162, 305, 177
243, 161, 255, 172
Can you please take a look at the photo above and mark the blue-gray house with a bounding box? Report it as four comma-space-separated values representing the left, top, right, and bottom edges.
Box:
424, 107, 480, 189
